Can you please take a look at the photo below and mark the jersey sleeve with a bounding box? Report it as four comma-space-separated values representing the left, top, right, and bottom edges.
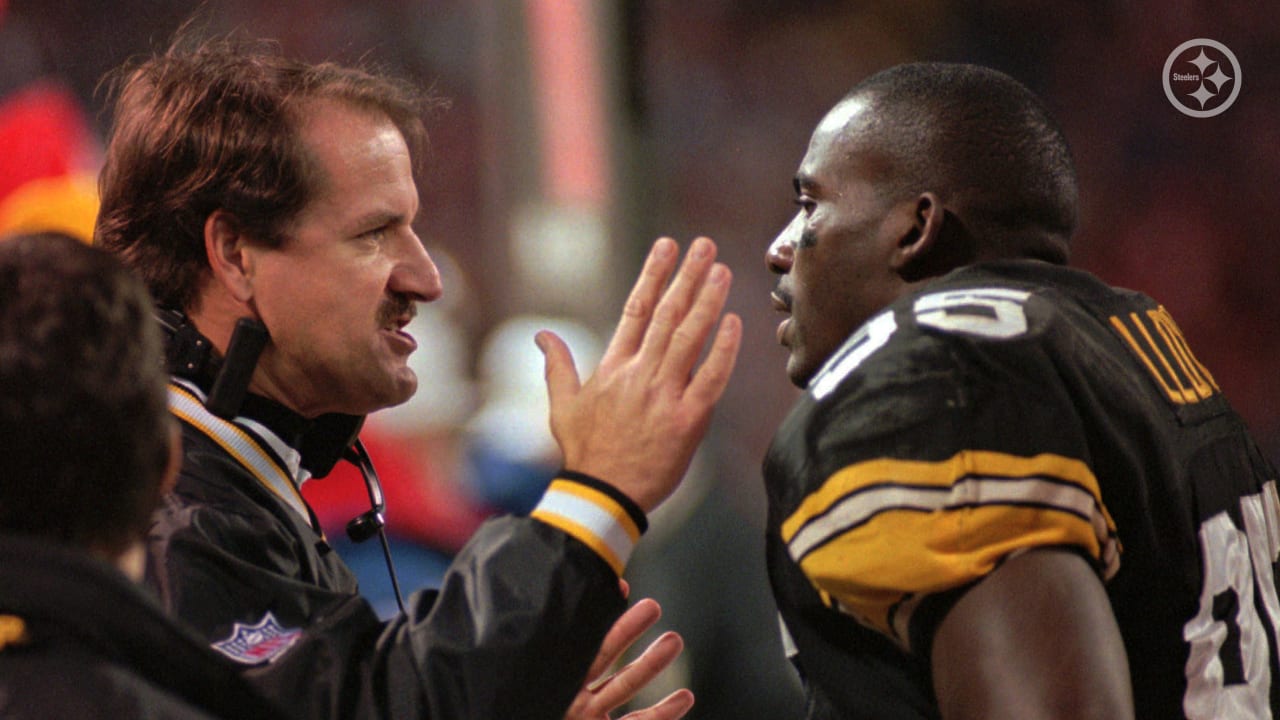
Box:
255, 516, 626, 720
779, 295, 1121, 651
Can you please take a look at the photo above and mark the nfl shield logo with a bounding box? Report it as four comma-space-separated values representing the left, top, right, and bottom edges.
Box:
211, 611, 302, 664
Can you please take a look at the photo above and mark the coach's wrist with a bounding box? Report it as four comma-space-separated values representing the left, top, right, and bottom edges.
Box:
530, 470, 648, 575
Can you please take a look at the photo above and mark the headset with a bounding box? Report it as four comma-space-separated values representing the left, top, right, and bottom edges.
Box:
161, 310, 407, 614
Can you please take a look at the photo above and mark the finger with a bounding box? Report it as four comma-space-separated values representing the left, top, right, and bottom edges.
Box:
603, 238, 679, 362
585, 599, 662, 684
619, 578, 631, 600
537, 330, 581, 419
685, 312, 742, 409
618, 690, 696, 720
637, 237, 717, 364
656, 262, 732, 385
590, 632, 685, 711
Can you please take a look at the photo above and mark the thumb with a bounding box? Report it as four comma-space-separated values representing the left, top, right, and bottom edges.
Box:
537, 330, 581, 414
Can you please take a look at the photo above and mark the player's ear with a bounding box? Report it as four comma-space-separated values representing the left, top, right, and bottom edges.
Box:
892, 192, 972, 282
203, 209, 256, 303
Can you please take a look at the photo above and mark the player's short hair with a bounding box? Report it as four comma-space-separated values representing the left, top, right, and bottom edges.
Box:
94, 32, 438, 311
0, 233, 170, 555
848, 62, 1078, 262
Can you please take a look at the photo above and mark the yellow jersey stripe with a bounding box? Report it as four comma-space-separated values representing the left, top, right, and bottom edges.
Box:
778, 450, 1121, 642
781, 451, 1108, 542
807, 502, 1104, 639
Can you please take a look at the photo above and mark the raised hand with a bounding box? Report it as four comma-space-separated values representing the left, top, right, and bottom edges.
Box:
537, 236, 741, 512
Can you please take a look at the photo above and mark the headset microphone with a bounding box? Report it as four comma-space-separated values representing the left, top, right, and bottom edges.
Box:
342, 440, 406, 615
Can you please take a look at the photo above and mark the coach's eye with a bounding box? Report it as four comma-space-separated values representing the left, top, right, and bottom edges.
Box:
359, 226, 388, 243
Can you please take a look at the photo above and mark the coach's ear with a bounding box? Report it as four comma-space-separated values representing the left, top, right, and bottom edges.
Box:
892, 192, 974, 282
203, 210, 257, 304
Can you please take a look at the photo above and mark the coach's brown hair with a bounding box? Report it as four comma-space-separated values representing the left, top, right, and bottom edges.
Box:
95, 33, 434, 312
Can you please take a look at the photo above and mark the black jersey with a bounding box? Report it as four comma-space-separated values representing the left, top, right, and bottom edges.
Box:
764, 259, 1280, 720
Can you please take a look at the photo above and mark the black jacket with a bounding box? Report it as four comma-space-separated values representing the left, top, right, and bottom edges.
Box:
148, 380, 630, 719
0, 535, 289, 720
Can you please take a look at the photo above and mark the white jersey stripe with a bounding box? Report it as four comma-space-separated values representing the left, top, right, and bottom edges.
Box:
788, 475, 1116, 576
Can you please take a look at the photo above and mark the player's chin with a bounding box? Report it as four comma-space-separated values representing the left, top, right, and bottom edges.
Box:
785, 352, 812, 389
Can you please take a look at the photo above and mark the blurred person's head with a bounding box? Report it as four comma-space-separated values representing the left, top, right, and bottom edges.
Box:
0, 233, 174, 576
471, 315, 603, 462
96, 33, 446, 418
467, 315, 602, 513
0, 173, 99, 244
0, 82, 100, 243
767, 62, 1078, 386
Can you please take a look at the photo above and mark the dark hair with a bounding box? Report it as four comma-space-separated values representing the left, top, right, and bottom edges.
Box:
0, 233, 170, 555
94, 33, 436, 311
847, 62, 1078, 262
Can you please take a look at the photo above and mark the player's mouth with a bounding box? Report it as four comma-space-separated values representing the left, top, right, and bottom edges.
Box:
771, 288, 792, 347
